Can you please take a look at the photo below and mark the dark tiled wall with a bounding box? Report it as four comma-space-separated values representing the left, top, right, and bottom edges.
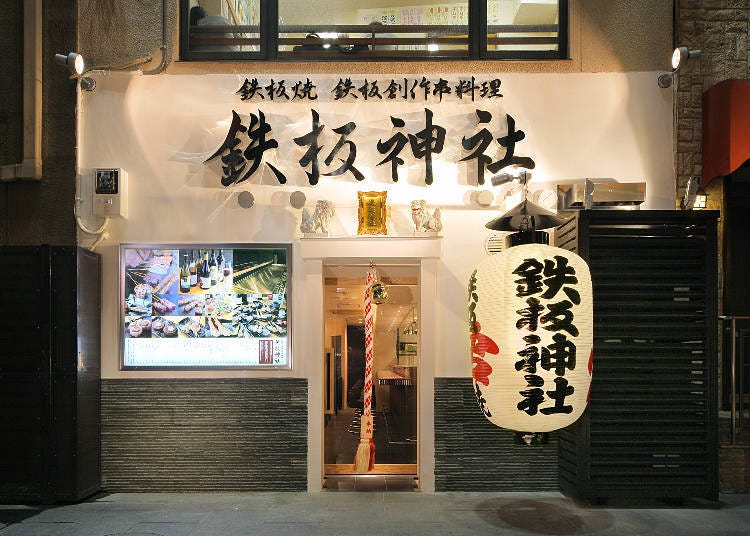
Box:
101, 379, 307, 491
434, 378, 558, 491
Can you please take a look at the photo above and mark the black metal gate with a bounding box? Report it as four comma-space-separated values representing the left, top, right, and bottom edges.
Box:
0, 246, 101, 503
555, 210, 719, 503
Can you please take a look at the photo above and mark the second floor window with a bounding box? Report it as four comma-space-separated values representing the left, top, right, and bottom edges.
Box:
180, 0, 568, 62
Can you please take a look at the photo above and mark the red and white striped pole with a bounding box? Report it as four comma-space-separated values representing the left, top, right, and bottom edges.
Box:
354, 262, 376, 472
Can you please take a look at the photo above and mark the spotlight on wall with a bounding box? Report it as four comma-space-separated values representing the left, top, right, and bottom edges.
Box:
490, 169, 529, 187
54, 52, 85, 75
659, 47, 701, 88
671, 46, 701, 71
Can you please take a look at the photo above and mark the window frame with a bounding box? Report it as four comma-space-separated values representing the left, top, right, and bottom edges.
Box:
179, 0, 568, 62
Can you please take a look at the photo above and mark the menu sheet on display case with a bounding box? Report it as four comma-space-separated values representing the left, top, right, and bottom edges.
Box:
120, 244, 290, 369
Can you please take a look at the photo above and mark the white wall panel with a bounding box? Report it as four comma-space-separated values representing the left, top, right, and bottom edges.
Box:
78, 71, 673, 380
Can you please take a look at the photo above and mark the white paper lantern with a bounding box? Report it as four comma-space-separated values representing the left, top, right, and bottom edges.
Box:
469, 243, 593, 432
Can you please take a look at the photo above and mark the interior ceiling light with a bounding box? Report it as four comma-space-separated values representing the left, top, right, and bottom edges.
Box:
671, 46, 701, 71
54, 52, 84, 75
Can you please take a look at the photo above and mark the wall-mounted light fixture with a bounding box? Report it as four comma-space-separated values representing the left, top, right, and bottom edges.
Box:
680, 176, 698, 210
54, 52, 84, 75
54, 52, 95, 91
679, 176, 708, 209
490, 169, 529, 187
672, 46, 701, 71
693, 188, 708, 209
657, 46, 702, 88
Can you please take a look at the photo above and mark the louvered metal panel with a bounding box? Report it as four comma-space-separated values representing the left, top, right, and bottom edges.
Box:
484, 232, 507, 255
556, 211, 719, 503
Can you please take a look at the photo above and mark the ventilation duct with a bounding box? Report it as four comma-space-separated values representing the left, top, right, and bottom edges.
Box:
484, 232, 507, 255
557, 182, 646, 210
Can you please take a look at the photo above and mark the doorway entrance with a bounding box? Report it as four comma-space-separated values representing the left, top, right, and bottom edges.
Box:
322, 262, 419, 490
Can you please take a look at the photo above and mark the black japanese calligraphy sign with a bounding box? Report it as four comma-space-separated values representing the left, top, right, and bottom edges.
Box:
469, 243, 593, 432
207, 76, 537, 188
204, 110, 286, 187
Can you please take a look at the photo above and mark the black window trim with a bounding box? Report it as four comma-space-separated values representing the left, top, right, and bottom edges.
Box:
179, 0, 569, 62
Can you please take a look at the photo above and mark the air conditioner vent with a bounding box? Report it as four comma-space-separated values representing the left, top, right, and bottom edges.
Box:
484, 232, 506, 255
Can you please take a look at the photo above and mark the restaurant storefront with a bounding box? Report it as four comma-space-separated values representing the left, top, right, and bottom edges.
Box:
77, 1, 676, 490
3, 0, 747, 501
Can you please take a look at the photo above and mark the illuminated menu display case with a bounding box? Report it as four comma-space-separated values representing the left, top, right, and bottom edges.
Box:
120, 243, 290, 369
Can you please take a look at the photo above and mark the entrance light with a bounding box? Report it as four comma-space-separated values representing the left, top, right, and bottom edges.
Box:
672, 46, 701, 71
54, 52, 85, 75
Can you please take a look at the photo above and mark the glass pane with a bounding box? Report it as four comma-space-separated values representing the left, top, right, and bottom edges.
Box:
279, 0, 470, 59
486, 0, 560, 54
187, 0, 261, 54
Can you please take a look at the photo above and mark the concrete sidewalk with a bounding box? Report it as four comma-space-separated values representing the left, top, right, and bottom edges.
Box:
1, 492, 749, 536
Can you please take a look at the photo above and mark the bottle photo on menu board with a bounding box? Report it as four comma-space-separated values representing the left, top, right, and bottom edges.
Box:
120, 243, 290, 369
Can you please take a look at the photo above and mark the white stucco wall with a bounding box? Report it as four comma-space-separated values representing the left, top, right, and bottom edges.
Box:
77, 71, 673, 382
78, 71, 673, 491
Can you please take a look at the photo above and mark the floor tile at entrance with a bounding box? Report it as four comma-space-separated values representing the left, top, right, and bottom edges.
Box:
324, 475, 417, 492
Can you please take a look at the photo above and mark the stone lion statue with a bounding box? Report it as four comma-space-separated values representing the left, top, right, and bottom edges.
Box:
300, 200, 335, 234
410, 199, 442, 233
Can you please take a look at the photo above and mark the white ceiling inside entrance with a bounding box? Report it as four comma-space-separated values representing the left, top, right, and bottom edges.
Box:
323, 264, 418, 331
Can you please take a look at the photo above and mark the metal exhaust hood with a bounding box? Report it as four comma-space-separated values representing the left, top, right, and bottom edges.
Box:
557, 181, 646, 210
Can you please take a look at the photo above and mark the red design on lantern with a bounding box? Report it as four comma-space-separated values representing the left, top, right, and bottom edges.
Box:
471, 321, 498, 386
586, 348, 594, 402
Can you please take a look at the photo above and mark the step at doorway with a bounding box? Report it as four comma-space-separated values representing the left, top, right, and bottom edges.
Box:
324, 474, 417, 492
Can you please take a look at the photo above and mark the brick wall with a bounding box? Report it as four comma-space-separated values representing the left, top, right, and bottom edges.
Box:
675, 0, 750, 202
678, 1, 750, 492
720, 447, 750, 492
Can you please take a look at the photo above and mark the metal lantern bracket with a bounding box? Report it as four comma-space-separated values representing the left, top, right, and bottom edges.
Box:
485, 169, 568, 244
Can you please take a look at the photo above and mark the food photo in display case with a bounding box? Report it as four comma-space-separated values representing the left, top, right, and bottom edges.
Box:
121, 244, 290, 369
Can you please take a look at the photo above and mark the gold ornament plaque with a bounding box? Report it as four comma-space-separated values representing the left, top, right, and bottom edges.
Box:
357, 191, 388, 235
